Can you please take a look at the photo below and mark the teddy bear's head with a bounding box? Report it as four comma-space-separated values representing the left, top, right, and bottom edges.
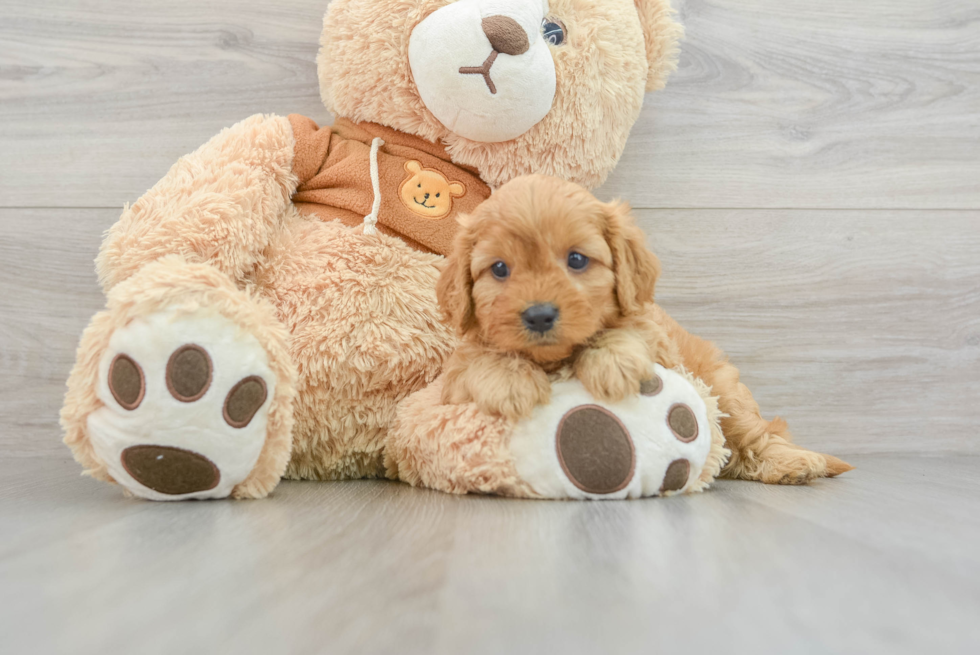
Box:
318, 0, 682, 189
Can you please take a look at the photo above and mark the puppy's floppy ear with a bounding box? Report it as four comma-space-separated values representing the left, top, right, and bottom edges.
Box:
604, 200, 661, 317
437, 222, 478, 334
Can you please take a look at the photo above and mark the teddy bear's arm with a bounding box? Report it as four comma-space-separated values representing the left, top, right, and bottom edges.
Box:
96, 114, 300, 291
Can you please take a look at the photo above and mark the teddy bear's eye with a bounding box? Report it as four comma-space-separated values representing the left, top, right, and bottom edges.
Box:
491, 261, 510, 280
436, 193, 441, 198
418, 183, 422, 188
542, 18, 566, 46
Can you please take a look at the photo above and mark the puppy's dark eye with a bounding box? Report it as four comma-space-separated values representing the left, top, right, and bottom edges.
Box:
542, 18, 566, 46
567, 252, 589, 271
491, 261, 510, 280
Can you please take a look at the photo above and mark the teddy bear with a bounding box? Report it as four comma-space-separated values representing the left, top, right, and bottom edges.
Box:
61, 0, 844, 501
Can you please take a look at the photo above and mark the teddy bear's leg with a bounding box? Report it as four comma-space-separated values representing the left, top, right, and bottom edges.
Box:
388, 365, 728, 500
62, 257, 297, 499
63, 113, 302, 499
652, 307, 853, 485
386, 377, 535, 497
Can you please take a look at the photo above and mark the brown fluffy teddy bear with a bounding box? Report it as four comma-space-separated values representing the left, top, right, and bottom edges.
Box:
61, 0, 846, 500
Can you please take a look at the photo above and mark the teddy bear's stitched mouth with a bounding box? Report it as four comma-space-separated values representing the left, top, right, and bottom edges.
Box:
459, 50, 500, 95
413, 197, 435, 208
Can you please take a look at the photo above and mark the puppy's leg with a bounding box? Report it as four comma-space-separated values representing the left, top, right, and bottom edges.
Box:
651, 306, 853, 485
574, 326, 670, 403
442, 342, 551, 421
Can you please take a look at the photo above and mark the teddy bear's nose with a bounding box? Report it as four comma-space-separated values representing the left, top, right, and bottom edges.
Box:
482, 15, 529, 56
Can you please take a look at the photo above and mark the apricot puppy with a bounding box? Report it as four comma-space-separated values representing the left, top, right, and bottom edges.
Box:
437, 175, 677, 421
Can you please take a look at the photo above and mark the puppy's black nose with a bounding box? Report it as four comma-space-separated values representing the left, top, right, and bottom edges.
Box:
522, 303, 559, 334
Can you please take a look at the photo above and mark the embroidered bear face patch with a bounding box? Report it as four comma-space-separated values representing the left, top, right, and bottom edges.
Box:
399, 160, 466, 219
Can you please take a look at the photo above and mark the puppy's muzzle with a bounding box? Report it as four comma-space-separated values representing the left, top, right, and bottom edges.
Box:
522, 303, 559, 334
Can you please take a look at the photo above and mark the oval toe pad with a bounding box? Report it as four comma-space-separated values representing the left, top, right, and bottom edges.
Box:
556, 405, 636, 495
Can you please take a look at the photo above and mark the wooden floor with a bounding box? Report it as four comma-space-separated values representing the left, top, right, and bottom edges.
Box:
1, 0, 978, 652
2, 454, 979, 654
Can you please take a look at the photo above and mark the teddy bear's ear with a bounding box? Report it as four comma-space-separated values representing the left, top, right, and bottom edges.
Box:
405, 160, 423, 174
634, 0, 685, 92
448, 182, 466, 197
604, 200, 661, 316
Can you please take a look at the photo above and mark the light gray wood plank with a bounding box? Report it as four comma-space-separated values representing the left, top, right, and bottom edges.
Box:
718, 453, 980, 579
0, 0, 329, 208
0, 209, 111, 457
2, 0, 978, 209
2, 208, 978, 457
434, 454, 980, 655
1, 454, 978, 654
641, 208, 980, 454
600, 0, 980, 208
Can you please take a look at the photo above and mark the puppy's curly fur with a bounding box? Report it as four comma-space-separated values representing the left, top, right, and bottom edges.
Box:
438, 175, 675, 417
437, 175, 854, 485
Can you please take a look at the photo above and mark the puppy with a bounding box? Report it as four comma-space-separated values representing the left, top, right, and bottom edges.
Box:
437, 174, 677, 422
437, 175, 854, 485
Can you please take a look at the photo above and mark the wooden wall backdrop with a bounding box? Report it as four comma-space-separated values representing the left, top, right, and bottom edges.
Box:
1, 0, 978, 458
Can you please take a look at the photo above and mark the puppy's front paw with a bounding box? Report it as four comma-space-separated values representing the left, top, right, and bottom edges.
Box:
575, 345, 652, 403
474, 367, 551, 421
442, 372, 475, 406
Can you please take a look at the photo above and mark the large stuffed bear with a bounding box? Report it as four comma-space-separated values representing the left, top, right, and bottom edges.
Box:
62, 0, 848, 500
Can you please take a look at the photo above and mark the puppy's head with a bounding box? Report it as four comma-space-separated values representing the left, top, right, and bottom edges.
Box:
437, 175, 660, 363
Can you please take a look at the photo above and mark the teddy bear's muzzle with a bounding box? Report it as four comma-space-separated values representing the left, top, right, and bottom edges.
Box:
459, 15, 533, 96
408, 0, 556, 143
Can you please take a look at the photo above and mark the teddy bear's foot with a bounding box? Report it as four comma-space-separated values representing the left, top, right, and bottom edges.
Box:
86, 307, 279, 500
389, 366, 727, 500
62, 258, 296, 500
507, 365, 726, 499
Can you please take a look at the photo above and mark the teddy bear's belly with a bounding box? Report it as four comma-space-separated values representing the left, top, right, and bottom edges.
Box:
253, 213, 457, 480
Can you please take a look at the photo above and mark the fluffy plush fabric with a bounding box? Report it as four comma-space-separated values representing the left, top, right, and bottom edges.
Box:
96, 115, 298, 291
386, 377, 534, 496
635, 0, 685, 92
253, 215, 456, 481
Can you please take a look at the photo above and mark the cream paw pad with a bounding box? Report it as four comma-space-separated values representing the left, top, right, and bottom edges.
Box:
87, 308, 276, 500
